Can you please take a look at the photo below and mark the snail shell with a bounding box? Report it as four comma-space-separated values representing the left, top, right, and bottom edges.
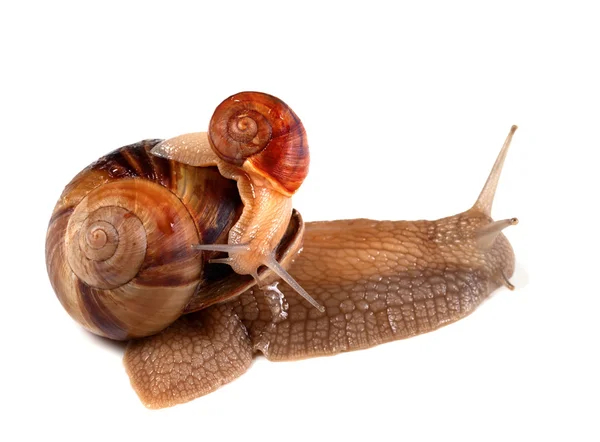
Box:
46, 140, 243, 340
209, 91, 309, 196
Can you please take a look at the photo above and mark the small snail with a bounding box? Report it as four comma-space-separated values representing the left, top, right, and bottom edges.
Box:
46, 93, 518, 409
151, 92, 322, 312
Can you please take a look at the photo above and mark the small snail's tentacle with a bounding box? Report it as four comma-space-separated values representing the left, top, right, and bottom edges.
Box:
262, 255, 325, 313
124, 304, 253, 409
194, 241, 325, 313
182, 210, 306, 315
191, 158, 323, 311
193, 243, 251, 253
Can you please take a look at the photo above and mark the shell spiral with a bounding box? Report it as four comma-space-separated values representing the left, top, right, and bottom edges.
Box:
208, 92, 309, 196
46, 140, 242, 340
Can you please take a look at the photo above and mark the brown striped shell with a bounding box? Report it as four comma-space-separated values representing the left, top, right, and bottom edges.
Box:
46, 140, 245, 340
208, 92, 309, 196
46, 140, 306, 340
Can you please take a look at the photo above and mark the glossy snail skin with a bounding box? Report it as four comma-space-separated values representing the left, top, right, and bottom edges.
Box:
124, 127, 518, 408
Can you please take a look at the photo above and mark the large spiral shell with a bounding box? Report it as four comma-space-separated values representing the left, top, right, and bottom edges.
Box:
208, 92, 309, 196
46, 140, 242, 340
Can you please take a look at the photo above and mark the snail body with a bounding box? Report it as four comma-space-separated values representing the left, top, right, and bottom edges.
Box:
46, 92, 518, 409
125, 126, 519, 408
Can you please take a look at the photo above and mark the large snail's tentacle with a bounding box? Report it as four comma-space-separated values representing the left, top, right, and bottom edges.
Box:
475, 217, 519, 249
472, 125, 517, 216
124, 304, 253, 409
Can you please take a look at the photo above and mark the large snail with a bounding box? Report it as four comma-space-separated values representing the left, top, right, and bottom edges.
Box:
46, 92, 518, 408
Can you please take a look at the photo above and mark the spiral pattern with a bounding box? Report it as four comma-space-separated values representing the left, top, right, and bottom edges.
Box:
46, 140, 243, 340
210, 101, 273, 165
208, 92, 310, 196
68, 205, 147, 289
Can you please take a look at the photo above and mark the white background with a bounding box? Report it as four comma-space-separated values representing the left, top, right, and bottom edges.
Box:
1, 1, 598, 441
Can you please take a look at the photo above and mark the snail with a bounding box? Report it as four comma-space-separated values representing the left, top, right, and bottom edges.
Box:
46, 92, 518, 409
150, 92, 322, 312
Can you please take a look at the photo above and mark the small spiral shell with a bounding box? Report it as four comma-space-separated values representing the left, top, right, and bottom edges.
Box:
46, 140, 243, 339
209, 92, 309, 196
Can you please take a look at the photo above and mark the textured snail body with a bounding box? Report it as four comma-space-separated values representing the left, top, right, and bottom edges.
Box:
46, 140, 243, 340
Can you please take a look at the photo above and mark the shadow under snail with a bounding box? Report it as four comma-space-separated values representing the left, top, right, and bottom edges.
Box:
46, 91, 519, 409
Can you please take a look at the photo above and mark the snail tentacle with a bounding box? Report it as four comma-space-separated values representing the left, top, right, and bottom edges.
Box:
193, 241, 325, 312
262, 254, 325, 313
192, 243, 251, 253
475, 217, 519, 249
